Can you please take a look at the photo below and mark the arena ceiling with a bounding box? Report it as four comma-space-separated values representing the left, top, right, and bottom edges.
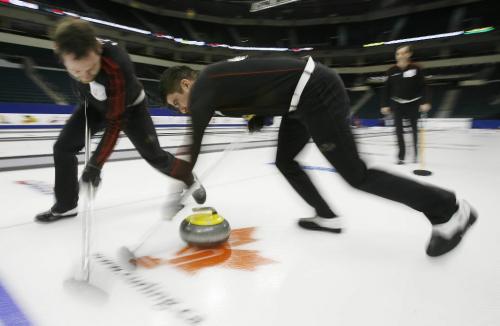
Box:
109, 0, 474, 21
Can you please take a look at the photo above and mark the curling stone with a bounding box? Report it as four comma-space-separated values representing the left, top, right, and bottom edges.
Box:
180, 207, 231, 247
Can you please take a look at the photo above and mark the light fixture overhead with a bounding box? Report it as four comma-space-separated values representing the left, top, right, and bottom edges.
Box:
363, 27, 495, 47
1, 0, 314, 52
250, 0, 300, 12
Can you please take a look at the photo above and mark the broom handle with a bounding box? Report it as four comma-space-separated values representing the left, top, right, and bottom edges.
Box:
81, 99, 92, 282
133, 134, 248, 253
419, 112, 428, 170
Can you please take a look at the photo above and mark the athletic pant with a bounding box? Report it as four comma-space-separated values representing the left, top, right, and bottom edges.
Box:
392, 101, 419, 161
275, 65, 457, 224
52, 102, 192, 211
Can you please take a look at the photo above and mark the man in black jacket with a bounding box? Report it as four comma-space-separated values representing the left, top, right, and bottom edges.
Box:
35, 18, 205, 223
159, 57, 476, 257
381, 44, 431, 164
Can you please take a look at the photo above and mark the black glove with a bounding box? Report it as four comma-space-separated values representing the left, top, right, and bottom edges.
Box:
81, 164, 101, 187
247, 115, 265, 133
263, 116, 274, 126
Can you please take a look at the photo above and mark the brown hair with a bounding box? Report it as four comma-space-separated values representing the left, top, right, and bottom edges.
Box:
159, 66, 199, 105
52, 18, 100, 59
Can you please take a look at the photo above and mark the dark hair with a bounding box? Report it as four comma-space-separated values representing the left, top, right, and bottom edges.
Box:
52, 18, 100, 59
396, 44, 413, 54
159, 66, 198, 105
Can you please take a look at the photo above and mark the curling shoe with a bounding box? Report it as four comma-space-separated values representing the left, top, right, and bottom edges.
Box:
426, 200, 477, 257
35, 205, 78, 223
298, 216, 343, 233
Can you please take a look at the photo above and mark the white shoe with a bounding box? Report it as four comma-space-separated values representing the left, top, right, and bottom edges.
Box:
298, 216, 343, 233
432, 200, 474, 239
426, 200, 477, 257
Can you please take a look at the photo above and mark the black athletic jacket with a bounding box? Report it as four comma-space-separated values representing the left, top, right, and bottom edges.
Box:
75, 40, 144, 168
381, 63, 430, 107
188, 57, 308, 166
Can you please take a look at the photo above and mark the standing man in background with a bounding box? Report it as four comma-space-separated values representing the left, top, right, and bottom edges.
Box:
380, 44, 431, 164
35, 18, 205, 223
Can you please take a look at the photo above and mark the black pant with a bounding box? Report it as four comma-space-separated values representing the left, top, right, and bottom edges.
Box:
392, 101, 419, 161
53, 102, 188, 211
275, 66, 457, 224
